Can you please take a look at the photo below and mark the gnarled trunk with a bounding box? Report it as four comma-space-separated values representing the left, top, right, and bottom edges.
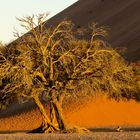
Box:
51, 93, 67, 131
52, 100, 67, 131
30, 94, 89, 133
31, 95, 59, 133
51, 98, 89, 133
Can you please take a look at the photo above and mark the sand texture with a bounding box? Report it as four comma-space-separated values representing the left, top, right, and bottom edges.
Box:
0, 132, 140, 140
1, 96, 140, 132
46, 0, 140, 61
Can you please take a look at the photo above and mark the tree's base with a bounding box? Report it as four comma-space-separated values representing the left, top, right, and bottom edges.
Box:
28, 125, 44, 133
63, 126, 90, 133
28, 123, 59, 133
28, 125, 90, 134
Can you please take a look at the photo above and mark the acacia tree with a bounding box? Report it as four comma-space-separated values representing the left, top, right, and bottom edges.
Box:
0, 14, 138, 133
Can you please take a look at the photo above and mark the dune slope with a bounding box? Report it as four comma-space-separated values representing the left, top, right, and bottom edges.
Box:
46, 0, 140, 61
1, 96, 140, 131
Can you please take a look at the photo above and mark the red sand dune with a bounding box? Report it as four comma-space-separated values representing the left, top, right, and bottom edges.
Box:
66, 96, 140, 128
0, 95, 140, 131
1, 0, 140, 132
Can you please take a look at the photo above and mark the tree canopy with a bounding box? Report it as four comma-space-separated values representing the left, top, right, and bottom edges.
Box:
0, 14, 138, 133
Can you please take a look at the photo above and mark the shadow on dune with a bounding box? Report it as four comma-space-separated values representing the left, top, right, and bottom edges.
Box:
90, 127, 140, 132
44, 0, 140, 61
1, 127, 140, 134
0, 101, 37, 118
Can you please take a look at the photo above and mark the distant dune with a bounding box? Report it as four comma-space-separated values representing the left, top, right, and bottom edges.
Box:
46, 0, 140, 61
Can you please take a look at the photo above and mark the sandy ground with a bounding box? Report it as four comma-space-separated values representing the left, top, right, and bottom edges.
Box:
0, 95, 140, 132
0, 132, 140, 140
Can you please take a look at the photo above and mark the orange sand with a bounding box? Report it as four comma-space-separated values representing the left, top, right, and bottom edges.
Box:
0, 95, 140, 131
66, 96, 140, 127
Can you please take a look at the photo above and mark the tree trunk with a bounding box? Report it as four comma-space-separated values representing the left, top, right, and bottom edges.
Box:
32, 95, 59, 133
52, 99, 67, 131
50, 101, 55, 124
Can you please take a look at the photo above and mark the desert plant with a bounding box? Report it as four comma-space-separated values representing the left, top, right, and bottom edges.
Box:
0, 14, 138, 133
131, 61, 140, 101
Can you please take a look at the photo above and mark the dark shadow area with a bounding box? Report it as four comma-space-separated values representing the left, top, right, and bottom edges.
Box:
0, 101, 37, 118
1, 127, 140, 134
89, 127, 140, 132
0, 99, 48, 118
0, 130, 29, 134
